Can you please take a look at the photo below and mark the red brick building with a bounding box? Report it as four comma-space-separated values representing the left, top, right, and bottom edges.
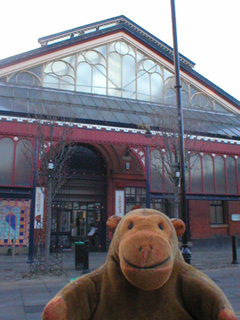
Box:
0, 16, 240, 251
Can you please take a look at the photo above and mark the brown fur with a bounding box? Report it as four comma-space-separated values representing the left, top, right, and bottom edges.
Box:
42, 209, 237, 320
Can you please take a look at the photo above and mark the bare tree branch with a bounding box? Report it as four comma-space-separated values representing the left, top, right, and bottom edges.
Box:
148, 108, 205, 218
20, 103, 77, 271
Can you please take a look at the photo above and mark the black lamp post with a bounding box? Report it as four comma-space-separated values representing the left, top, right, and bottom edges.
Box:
170, 0, 191, 263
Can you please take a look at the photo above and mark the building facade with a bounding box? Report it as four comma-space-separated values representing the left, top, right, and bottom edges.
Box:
0, 16, 240, 251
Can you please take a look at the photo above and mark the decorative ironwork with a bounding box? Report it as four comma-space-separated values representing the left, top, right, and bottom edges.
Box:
29, 219, 64, 276
132, 148, 146, 168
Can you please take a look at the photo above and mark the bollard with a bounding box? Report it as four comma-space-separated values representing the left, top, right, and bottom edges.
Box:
181, 243, 191, 265
75, 241, 85, 270
231, 235, 238, 264
75, 240, 90, 273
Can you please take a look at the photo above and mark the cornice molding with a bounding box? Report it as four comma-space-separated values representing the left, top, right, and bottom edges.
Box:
1, 115, 240, 146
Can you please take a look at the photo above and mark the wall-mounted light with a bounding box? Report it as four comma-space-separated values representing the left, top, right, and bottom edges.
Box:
126, 162, 130, 170
48, 160, 54, 170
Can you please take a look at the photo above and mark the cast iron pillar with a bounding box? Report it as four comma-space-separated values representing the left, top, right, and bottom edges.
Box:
28, 138, 38, 263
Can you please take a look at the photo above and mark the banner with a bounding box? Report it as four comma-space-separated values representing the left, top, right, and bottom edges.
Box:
35, 187, 44, 229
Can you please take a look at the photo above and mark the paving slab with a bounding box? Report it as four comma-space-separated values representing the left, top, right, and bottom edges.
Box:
0, 285, 22, 307
26, 312, 43, 320
0, 305, 26, 320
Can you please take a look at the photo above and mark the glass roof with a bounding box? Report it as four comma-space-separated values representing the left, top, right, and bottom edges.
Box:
1, 83, 240, 139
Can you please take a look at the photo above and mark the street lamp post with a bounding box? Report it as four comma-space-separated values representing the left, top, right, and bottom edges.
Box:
170, 0, 191, 263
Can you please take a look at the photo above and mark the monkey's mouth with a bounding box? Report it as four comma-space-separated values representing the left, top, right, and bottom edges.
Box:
123, 256, 170, 270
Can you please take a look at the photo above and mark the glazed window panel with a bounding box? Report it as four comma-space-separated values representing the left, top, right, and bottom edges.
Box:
16, 72, 40, 86
151, 73, 163, 103
181, 91, 190, 108
14, 139, 32, 186
190, 154, 202, 193
43, 73, 60, 89
165, 88, 176, 105
215, 156, 226, 194
150, 199, 166, 213
122, 55, 136, 99
137, 71, 150, 101
202, 155, 214, 193
226, 157, 237, 194
125, 187, 146, 212
92, 66, 107, 95
59, 76, 75, 91
163, 155, 172, 192
150, 150, 163, 192
108, 52, 121, 97
0, 138, 14, 185
76, 63, 92, 92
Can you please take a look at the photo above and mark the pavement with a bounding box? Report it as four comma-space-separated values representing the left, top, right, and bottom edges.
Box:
0, 245, 239, 320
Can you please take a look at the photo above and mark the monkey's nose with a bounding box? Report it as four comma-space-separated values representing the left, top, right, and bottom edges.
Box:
139, 244, 153, 251
139, 245, 153, 264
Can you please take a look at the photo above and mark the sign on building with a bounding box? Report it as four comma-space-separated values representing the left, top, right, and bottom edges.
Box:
115, 190, 125, 217
231, 214, 240, 221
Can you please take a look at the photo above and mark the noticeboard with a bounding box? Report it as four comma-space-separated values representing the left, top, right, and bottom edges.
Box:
231, 214, 240, 221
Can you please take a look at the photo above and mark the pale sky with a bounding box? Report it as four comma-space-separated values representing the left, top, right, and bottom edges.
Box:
1, 0, 239, 101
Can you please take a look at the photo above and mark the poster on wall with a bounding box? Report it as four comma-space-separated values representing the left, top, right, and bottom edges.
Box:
35, 187, 44, 229
0, 199, 31, 247
115, 190, 125, 217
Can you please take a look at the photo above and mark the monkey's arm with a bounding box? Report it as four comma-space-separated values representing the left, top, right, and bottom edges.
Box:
42, 270, 103, 320
180, 265, 237, 320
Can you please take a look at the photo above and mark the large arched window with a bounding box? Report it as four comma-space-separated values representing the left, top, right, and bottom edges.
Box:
1, 37, 231, 113
215, 156, 226, 194
226, 157, 237, 194
150, 150, 163, 192
202, 155, 214, 193
14, 139, 32, 186
0, 138, 14, 185
190, 154, 202, 193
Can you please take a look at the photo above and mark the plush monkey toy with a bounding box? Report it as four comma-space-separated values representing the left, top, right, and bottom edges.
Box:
42, 209, 237, 320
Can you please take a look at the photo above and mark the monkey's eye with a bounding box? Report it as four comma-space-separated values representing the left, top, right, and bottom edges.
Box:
158, 224, 164, 230
128, 222, 134, 230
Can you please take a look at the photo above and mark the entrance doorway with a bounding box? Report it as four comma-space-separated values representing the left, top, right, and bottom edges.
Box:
51, 201, 105, 251
51, 144, 107, 251
72, 202, 102, 250
51, 207, 71, 249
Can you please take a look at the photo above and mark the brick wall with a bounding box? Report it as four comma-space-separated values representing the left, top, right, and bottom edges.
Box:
189, 200, 210, 239
189, 200, 229, 239
228, 201, 240, 236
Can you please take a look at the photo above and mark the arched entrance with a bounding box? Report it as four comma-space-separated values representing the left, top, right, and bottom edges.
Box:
51, 144, 107, 251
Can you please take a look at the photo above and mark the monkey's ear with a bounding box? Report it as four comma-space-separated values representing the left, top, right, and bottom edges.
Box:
106, 215, 122, 233
171, 219, 186, 237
